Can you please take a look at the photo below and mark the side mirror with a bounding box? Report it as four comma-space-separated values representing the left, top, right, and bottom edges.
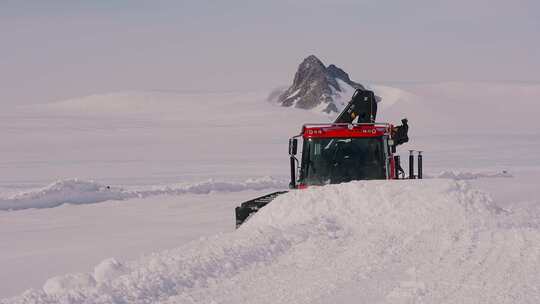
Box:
289, 138, 298, 155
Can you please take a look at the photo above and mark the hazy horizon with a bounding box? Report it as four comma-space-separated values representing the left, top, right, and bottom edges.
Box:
1, 0, 539, 105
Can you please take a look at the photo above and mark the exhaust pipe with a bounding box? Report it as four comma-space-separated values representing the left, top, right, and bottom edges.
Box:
289, 156, 296, 189
417, 151, 423, 179
394, 155, 401, 179
409, 150, 415, 179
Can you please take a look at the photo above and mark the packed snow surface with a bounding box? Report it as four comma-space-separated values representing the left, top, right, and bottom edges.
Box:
3, 180, 540, 304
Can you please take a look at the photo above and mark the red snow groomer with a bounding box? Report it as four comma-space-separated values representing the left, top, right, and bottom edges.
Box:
235, 89, 422, 227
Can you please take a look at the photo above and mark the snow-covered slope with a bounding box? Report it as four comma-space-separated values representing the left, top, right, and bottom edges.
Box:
376, 81, 540, 135
3, 180, 539, 304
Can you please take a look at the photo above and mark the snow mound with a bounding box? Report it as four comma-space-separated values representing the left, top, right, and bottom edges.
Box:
93, 258, 128, 283
4, 180, 540, 303
42, 274, 96, 296
0, 177, 287, 211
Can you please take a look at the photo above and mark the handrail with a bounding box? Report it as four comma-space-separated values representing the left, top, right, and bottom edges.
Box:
302, 122, 392, 128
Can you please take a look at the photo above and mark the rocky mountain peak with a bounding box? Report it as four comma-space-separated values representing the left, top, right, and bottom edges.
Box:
299, 55, 326, 71
276, 55, 365, 113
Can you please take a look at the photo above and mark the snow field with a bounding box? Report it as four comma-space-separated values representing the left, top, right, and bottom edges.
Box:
2, 81, 540, 300
3, 179, 539, 303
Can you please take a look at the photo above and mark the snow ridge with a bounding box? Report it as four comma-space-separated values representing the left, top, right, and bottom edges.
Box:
3, 180, 539, 303
434, 170, 512, 180
0, 177, 287, 211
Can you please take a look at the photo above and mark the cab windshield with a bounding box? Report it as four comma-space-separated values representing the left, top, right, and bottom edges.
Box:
300, 137, 385, 185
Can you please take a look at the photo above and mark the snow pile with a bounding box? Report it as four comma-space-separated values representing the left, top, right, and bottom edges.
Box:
92, 258, 128, 283
42, 274, 97, 297
4, 180, 540, 303
43, 258, 129, 295
0, 177, 287, 211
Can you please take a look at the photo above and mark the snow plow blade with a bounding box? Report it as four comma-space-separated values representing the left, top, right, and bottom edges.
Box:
235, 191, 288, 228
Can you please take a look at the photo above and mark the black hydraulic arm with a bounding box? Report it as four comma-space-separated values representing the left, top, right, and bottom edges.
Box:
334, 89, 378, 124
335, 89, 409, 150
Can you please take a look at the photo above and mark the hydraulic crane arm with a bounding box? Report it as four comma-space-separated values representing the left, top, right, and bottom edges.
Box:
334, 89, 378, 124
335, 89, 409, 146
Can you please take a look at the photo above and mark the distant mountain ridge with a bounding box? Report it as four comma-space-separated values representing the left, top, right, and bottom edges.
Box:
276, 55, 365, 113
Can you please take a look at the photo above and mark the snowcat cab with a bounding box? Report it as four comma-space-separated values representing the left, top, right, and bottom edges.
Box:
290, 123, 396, 189
235, 89, 419, 228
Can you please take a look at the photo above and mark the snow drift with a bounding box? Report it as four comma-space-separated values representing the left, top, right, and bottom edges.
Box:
0, 179, 122, 211
3, 180, 539, 303
434, 170, 513, 180
0, 177, 287, 211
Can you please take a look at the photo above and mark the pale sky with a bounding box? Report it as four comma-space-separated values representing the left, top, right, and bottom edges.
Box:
1, 0, 539, 105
